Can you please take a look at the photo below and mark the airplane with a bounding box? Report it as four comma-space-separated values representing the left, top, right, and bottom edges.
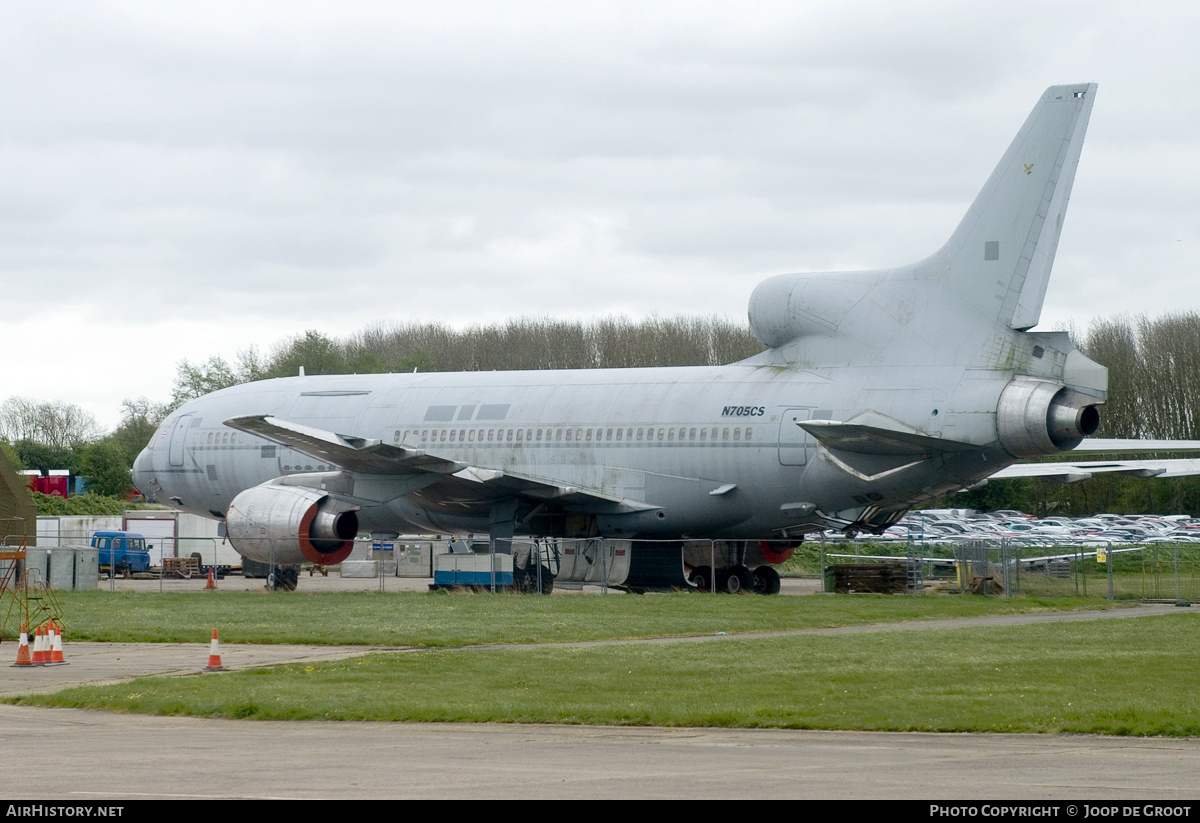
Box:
133, 83, 1117, 594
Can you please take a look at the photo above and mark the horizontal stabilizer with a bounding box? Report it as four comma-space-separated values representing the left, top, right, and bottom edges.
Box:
800, 420, 978, 456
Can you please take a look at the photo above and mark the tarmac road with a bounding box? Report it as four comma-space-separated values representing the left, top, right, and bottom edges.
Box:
3, 704, 1200, 800
3, 604, 1199, 799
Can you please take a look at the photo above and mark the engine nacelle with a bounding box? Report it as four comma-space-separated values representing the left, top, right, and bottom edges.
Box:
996, 377, 1101, 458
225, 483, 359, 566
747, 271, 879, 348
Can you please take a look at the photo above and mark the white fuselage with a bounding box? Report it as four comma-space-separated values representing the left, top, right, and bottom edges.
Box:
133, 361, 1016, 540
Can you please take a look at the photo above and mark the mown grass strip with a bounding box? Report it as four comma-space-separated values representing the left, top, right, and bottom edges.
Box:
11, 613, 1198, 735
42, 590, 1123, 646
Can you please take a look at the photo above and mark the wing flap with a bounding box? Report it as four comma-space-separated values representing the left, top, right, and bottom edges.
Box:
450, 465, 657, 511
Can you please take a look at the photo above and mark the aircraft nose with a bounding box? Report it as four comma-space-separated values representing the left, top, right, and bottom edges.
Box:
131, 447, 160, 502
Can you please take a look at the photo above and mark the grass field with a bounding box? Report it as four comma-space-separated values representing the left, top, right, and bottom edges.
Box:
38, 588, 1117, 645
6, 590, 1199, 735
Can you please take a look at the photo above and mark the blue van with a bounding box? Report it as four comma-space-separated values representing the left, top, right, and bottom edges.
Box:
91, 531, 151, 576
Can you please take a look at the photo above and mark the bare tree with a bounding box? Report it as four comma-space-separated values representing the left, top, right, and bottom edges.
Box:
1082, 312, 1200, 440
0, 397, 101, 448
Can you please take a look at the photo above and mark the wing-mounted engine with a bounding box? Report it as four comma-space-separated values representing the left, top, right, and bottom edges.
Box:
996, 376, 1101, 458
226, 482, 360, 566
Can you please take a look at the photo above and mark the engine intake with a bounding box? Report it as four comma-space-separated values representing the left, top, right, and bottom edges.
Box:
226, 483, 359, 566
997, 377, 1101, 458
747, 271, 879, 348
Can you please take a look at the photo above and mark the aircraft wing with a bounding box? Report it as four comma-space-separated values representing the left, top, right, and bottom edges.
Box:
1073, 439, 1200, 452
989, 459, 1200, 483
227, 414, 467, 475
226, 414, 656, 512
986, 438, 1200, 484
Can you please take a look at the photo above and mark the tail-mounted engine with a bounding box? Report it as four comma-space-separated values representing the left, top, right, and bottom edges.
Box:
996, 376, 1101, 458
225, 483, 359, 566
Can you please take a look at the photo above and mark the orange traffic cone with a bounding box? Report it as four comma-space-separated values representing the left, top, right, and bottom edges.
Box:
31, 624, 47, 665
205, 629, 226, 671
12, 623, 32, 667
48, 621, 67, 665
205, 568, 215, 589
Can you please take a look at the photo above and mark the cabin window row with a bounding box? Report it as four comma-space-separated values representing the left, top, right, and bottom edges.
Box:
393, 426, 757, 445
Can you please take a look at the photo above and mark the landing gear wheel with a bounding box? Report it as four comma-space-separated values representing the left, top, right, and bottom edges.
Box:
724, 565, 753, 594
513, 565, 530, 592
753, 565, 781, 595
267, 565, 299, 592
513, 564, 554, 594
280, 566, 298, 591
689, 566, 714, 592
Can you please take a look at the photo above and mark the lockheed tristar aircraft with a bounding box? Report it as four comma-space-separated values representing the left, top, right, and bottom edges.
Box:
135, 83, 1146, 593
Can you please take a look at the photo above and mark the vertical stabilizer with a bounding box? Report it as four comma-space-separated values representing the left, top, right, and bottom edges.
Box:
942, 84, 1096, 330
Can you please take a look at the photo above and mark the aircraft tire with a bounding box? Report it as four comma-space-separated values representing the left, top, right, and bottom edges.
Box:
724, 565, 753, 594
268, 565, 299, 592
753, 565, 781, 595
513, 564, 554, 594
514, 565, 535, 593
689, 566, 714, 592
280, 566, 299, 591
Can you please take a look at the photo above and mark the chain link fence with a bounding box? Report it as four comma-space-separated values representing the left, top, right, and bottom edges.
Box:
31, 528, 1200, 601
807, 535, 1200, 601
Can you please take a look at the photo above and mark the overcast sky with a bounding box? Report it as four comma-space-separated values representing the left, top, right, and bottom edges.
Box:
3, 1, 1198, 431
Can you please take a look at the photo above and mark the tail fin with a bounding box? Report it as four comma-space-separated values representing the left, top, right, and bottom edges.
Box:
942, 83, 1096, 330
744, 84, 1098, 366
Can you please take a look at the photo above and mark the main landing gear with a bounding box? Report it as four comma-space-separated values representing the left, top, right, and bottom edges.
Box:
689, 564, 780, 595
267, 565, 300, 592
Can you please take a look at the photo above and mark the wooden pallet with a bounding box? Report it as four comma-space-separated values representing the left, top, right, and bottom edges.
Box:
829, 563, 908, 594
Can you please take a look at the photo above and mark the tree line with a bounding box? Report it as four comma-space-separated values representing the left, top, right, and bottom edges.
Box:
8, 311, 1200, 516
170, 316, 765, 407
